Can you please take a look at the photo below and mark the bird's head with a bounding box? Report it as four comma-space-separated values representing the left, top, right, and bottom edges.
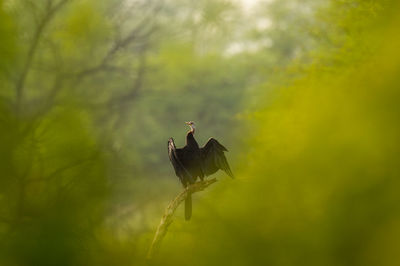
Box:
185, 121, 196, 133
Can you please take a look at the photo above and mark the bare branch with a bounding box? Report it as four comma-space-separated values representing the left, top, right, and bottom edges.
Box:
147, 178, 218, 259
73, 1, 162, 82
14, 0, 70, 113
108, 52, 147, 109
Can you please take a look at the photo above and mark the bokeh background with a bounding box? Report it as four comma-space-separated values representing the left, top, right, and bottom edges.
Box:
1, 0, 399, 265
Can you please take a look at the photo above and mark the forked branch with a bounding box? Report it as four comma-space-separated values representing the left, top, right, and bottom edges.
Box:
147, 178, 217, 259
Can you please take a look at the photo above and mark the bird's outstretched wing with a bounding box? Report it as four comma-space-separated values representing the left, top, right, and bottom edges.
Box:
200, 138, 234, 178
168, 138, 195, 184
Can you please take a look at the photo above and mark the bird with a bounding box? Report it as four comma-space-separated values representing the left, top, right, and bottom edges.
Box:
168, 121, 234, 220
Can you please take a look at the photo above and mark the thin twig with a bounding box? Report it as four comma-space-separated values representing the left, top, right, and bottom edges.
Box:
147, 178, 217, 259
14, 0, 70, 113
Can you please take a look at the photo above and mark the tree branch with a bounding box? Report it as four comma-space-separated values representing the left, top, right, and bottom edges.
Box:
14, 0, 70, 114
147, 178, 217, 259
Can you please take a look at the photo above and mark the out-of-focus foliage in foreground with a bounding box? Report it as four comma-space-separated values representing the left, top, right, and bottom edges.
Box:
153, 1, 400, 266
0, 0, 399, 265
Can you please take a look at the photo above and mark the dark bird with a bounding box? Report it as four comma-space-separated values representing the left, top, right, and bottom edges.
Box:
168, 121, 234, 220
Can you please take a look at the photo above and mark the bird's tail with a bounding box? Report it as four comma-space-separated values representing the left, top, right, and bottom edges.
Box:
185, 192, 192, 220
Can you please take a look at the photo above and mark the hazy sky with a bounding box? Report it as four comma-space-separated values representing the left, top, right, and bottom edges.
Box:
239, 0, 259, 11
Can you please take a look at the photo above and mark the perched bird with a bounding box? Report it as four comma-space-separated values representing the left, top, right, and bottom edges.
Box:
168, 121, 234, 220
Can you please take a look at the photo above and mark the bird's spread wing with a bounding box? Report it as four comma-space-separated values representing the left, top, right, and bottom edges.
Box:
200, 138, 234, 178
168, 138, 195, 184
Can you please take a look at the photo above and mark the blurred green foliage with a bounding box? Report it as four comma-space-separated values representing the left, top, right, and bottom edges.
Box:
0, 0, 399, 265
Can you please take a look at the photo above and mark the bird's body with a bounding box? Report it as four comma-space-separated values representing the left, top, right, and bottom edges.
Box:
168, 121, 234, 220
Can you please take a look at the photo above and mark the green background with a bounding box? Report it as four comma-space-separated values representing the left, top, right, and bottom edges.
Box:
0, 0, 399, 265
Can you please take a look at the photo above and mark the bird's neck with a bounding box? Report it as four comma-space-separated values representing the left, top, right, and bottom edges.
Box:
189, 125, 195, 134
186, 130, 199, 148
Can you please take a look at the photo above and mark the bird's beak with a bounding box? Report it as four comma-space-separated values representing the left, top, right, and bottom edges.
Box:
185, 121, 190, 125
